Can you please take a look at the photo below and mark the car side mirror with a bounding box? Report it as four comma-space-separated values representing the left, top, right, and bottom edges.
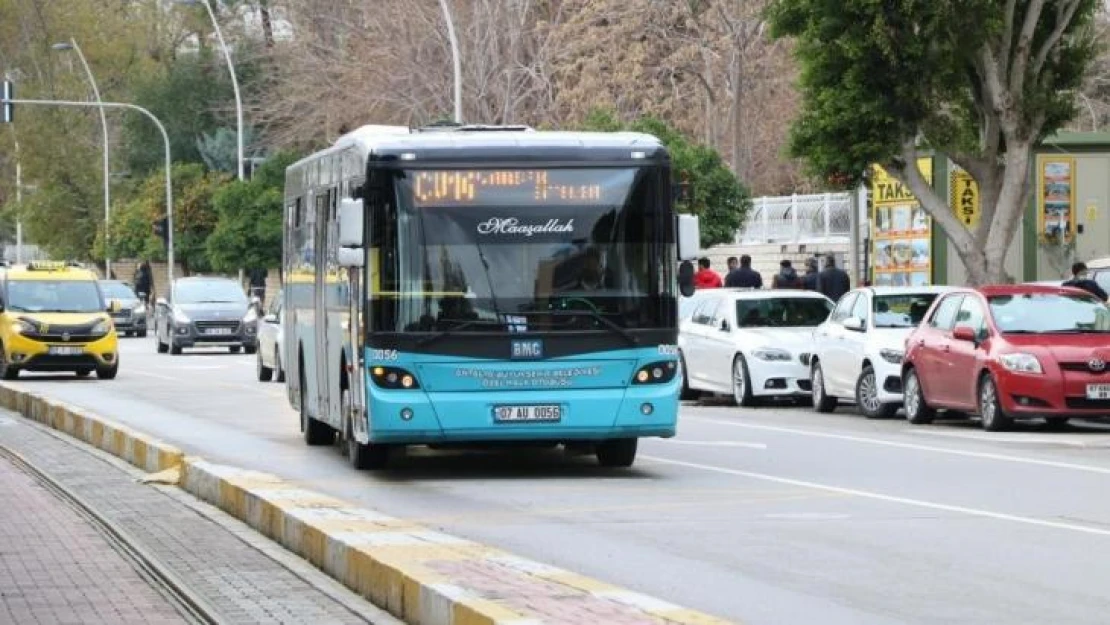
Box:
678, 260, 695, 297
952, 325, 978, 343
842, 316, 864, 331
720, 319, 730, 332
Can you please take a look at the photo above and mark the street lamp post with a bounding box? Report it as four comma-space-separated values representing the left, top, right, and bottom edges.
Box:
178, 0, 244, 180
0, 97, 176, 288
52, 39, 112, 277
437, 0, 462, 123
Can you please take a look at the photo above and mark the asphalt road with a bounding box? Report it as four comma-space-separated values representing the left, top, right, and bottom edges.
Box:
13, 337, 1110, 624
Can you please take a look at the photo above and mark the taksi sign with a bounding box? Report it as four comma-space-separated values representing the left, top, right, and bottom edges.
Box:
949, 168, 980, 229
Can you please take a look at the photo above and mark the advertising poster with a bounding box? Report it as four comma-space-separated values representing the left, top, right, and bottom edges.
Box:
870, 158, 933, 286
1037, 155, 1075, 242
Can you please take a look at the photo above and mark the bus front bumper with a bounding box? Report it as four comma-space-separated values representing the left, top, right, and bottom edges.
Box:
365, 381, 680, 444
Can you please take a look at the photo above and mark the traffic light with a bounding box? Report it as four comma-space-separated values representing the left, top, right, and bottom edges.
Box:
2, 80, 13, 124
152, 217, 168, 247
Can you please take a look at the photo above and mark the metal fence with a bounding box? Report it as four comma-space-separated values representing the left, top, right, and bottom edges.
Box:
738, 192, 853, 244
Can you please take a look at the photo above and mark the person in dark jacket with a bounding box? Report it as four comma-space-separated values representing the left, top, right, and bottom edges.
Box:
724, 254, 763, 289
1063, 261, 1108, 301
818, 254, 851, 302
133, 260, 153, 304
249, 268, 268, 304
802, 257, 820, 291
771, 259, 803, 289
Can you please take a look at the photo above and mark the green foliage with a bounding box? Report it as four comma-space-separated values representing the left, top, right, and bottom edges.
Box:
765, 0, 1100, 186
581, 109, 752, 248
95, 163, 226, 274
206, 152, 299, 273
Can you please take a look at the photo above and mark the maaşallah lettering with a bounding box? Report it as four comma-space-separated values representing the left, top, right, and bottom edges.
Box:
476, 217, 575, 237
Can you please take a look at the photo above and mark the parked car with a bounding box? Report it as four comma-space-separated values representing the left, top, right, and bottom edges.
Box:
903, 284, 1110, 431
679, 289, 834, 406
99, 280, 147, 337
256, 289, 285, 382
153, 276, 258, 355
809, 286, 952, 418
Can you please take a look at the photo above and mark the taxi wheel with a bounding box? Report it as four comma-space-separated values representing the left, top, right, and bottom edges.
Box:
0, 347, 18, 380
96, 363, 118, 380
75, 369, 92, 378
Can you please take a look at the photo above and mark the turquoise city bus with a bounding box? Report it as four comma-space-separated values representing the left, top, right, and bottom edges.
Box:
283, 124, 700, 469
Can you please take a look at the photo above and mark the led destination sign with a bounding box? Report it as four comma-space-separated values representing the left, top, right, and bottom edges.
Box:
409, 169, 634, 207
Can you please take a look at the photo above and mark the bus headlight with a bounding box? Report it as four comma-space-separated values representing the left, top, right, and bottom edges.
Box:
632, 361, 678, 385
371, 366, 421, 389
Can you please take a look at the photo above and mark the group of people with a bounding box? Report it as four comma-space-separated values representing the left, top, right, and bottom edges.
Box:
693, 254, 852, 302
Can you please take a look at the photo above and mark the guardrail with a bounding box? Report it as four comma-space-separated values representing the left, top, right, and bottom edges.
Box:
738, 192, 853, 244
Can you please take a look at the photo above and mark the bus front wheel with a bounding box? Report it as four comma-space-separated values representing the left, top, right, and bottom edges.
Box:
596, 438, 637, 468
343, 389, 388, 470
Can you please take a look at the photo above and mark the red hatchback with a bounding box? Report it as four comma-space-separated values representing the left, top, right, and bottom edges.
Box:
902, 284, 1110, 431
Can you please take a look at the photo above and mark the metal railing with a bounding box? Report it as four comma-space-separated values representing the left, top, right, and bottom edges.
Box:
738, 192, 853, 244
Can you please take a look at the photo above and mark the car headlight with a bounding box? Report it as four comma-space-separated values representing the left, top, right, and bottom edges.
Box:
879, 348, 904, 364
92, 319, 110, 335
11, 320, 35, 335
998, 352, 1043, 374
172, 307, 190, 324
752, 348, 792, 361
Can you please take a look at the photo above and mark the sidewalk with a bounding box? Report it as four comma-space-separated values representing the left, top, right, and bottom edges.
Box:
0, 453, 186, 625
0, 412, 396, 625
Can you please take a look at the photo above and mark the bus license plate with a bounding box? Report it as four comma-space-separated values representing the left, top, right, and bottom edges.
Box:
1087, 384, 1110, 400
493, 405, 561, 423
48, 346, 83, 356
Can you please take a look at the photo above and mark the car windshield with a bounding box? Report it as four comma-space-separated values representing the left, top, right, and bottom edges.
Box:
736, 297, 833, 328
174, 280, 247, 305
7, 280, 104, 313
988, 292, 1110, 333
873, 293, 940, 328
100, 281, 137, 300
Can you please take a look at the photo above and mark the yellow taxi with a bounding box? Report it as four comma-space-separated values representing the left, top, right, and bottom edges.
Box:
0, 261, 121, 380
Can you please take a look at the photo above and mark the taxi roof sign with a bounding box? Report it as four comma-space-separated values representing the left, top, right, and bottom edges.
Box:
26, 260, 83, 271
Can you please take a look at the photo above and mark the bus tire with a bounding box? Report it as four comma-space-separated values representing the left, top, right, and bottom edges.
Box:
342, 388, 388, 470
301, 367, 333, 446
596, 438, 637, 468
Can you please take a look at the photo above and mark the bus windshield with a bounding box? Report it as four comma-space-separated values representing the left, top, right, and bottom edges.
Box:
372, 167, 673, 333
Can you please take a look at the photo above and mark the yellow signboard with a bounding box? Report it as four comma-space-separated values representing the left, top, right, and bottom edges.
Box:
949, 168, 980, 229
870, 158, 933, 287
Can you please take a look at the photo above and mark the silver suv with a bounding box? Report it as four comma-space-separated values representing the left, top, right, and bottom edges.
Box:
153, 277, 258, 355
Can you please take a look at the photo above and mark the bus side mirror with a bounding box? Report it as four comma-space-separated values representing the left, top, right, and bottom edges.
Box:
337, 248, 364, 268
678, 260, 695, 297
677, 214, 700, 261
338, 197, 364, 247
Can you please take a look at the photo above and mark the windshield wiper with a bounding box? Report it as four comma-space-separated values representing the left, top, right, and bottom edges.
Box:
415, 318, 504, 347
522, 309, 639, 346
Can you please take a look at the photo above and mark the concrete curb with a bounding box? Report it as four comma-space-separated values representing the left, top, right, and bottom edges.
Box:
0, 384, 735, 625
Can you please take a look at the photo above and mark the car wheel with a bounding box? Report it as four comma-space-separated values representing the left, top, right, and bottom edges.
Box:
301, 367, 333, 446
732, 355, 757, 407
229, 345, 242, 354
1045, 417, 1070, 429
95, 362, 118, 380
257, 350, 273, 382
170, 342, 182, 355
856, 365, 897, 419
979, 374, 1013, 432
811, 360, 838, 413
679, 354, 700, 401
275, 349, 285, 383
343, 388, 388, 470
156, 325, 168, 353
903, 368, 934, 425
244, 343, 257, 355
75, 369, 92, 378
596, 438, 637, 467
137, 330, 147, 338
124, 331, 133, 338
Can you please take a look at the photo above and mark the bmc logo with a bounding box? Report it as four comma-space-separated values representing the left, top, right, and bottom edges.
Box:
511, 340, 543, 360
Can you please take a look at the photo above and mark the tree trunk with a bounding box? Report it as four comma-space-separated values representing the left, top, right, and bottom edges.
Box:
259, 0, 275, 48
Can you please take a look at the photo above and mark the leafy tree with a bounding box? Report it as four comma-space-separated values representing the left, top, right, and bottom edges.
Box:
767, 0, 1100, 284
206, 152, 298, 273
94, 163, 225, 274
581, 109, 752, 248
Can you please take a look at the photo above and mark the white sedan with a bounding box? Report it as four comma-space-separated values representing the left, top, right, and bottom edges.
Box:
679, 290, 834, 406
256, 293, 285, 382
809, 286, 952, 418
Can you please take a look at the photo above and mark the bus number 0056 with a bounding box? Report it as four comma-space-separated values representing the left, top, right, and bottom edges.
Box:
370, 349, 399, 361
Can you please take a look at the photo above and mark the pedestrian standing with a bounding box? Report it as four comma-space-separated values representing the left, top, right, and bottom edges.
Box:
725, 254, 763, 289
726, 256, 739, 273
249, 267, 268, 304
818, 254, 851, 302
771, 259, 803, 289
134, 260, 153, 305
802, 257, 820, 291
1062, 261, 1108, 301
693, 257, 723, 289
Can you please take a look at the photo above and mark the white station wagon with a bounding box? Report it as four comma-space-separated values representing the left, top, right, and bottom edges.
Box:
679, 289, 834, 406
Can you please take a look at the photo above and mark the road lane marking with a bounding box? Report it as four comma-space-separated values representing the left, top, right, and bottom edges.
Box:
905, 428, 1110, 448
658, 440, 767, 449
641, 454, 1110, 537
683, 415, 1110, 475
